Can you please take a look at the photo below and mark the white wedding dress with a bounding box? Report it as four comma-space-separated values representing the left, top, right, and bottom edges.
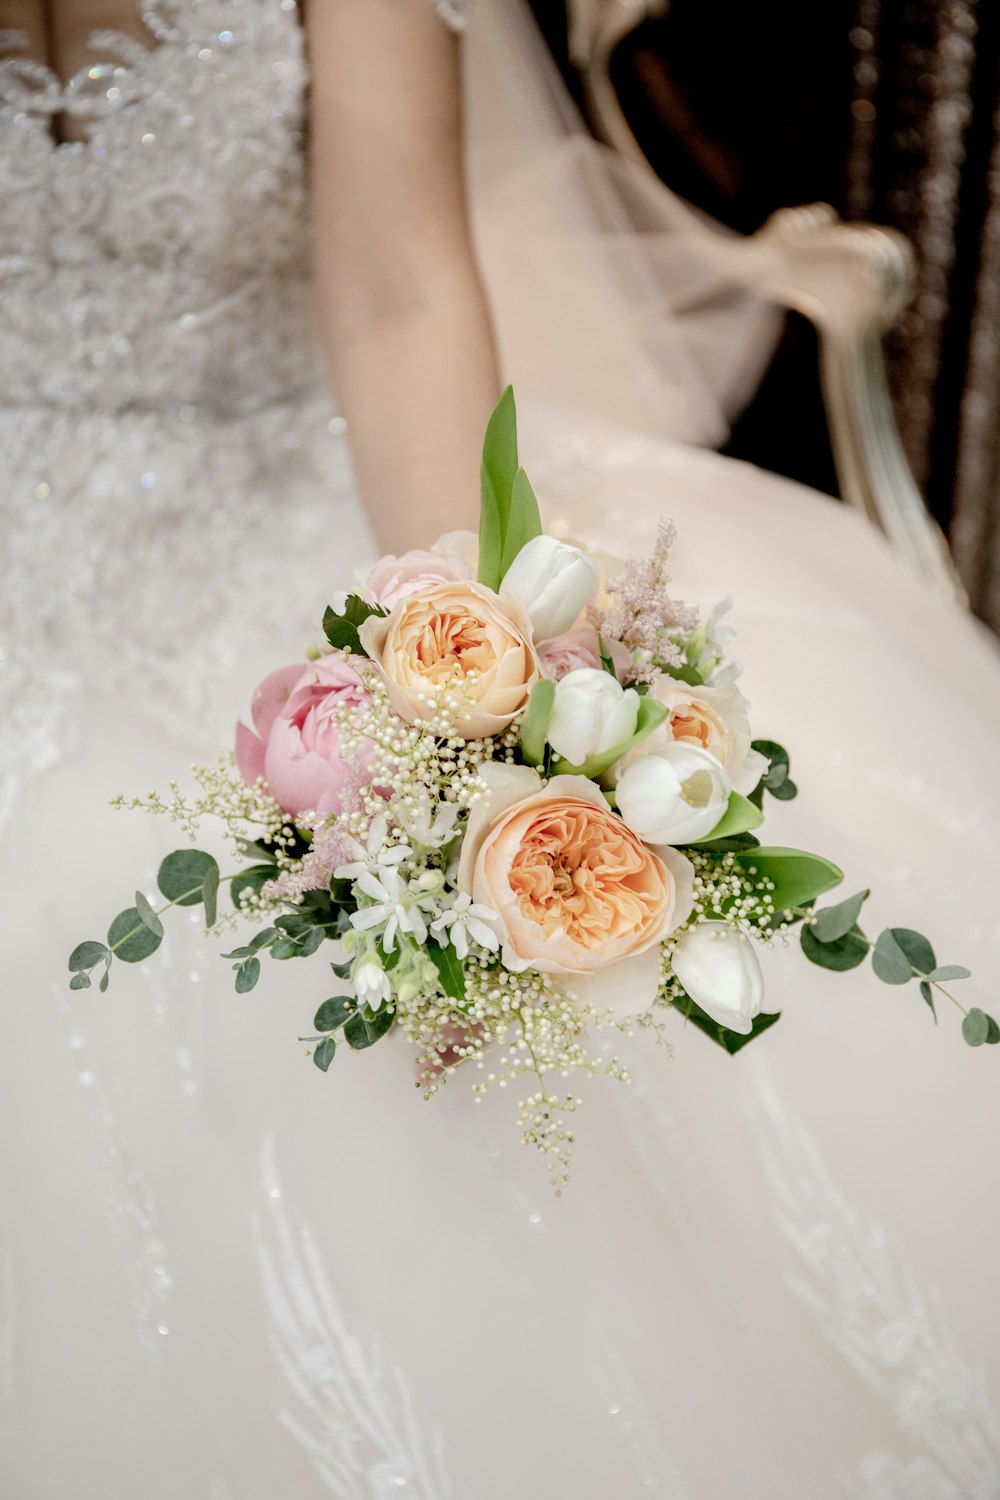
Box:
2, 4, 1000, 1498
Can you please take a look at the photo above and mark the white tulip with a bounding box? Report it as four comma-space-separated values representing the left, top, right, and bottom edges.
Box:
500, 535, 600, 641
671, 921, 773, 1034
547, 668, 640, 768
615, 742, 731, 844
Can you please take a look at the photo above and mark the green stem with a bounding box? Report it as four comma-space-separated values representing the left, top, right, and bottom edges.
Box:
108, 873, 239, 957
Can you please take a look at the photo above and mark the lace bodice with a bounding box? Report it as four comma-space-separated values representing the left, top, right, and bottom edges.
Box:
0, 0, 464, 414
0, 0, 465, 831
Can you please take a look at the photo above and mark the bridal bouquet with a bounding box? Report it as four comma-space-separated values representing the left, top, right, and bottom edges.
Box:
68, 389, 989, 1188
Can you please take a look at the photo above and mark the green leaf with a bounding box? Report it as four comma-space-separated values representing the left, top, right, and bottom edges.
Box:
812, 889, 870, 943
597, 634, 617, 677
801, 922, 869, 971
344, 1009, 394, 1050
222, 927, 277, 960
133, 890, 164, 939
234, 957, 260, 994
68, 940, 108, 973
871, 929, 914, 985
924, 964, 971, 983
330, 959, 353, 981
891, 928, 937, 975
427, 938, 466, 1002
313, 1036, 337, 1072
157, 849, 219, 908
328, 877, 355, 907
986, 1014, 1000, 1045
99, 968, 110, 993
361, 1004, 395, 1042
231, 865, 276, 907
201, 864, 220, 928
107, 907, 163, 963
688, 833, 761, 854
499, 466, 544, 581
322, 594, 385, 657
519, 678, 555, 768
478, 385, 519, 592
672, 991, 782, 1055
684, 792, 763, 848
551, 696, 669, 780
314, 996, 355, 1033
734, 847, 843, 916
918, 980, 937, 1021
751, 739, 798, 803
69, 972, 91, 991
269, 938, 299, 961
872, 927, 936, 984
659, 661, 708, 688
962, 1008, 990, 1047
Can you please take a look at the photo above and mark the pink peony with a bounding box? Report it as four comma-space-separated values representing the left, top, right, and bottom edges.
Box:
363, 548, 473, 611
235, 655, 371, 817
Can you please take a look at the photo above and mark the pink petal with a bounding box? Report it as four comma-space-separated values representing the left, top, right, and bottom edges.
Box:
264, 718, 339, 817
234, 721, 266, 786
251, 663, 308, 738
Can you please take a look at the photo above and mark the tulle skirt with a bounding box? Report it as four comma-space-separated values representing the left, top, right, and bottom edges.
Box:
3, 394, 999, 1498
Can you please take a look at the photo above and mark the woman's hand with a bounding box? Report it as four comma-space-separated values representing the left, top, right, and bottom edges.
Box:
307, 0, 501, 552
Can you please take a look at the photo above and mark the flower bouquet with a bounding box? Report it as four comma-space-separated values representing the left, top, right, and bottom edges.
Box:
68, 388, 991, 1188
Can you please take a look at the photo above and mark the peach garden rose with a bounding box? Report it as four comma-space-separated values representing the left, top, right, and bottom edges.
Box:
359, 581, 539, 740
458, 764, 694, 1018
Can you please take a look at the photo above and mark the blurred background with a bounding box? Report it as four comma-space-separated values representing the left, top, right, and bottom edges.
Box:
527, 0, 1000, 635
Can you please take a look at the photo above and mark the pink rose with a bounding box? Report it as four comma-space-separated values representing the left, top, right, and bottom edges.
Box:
235, 655, 371, 817
537, 626, 633, 684
364, 548, 473, 611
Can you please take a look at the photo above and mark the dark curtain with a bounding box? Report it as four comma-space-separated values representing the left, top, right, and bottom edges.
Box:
529, 0, 1000, 632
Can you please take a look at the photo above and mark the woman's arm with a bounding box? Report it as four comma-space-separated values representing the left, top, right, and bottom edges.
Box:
307, 0, 501, 552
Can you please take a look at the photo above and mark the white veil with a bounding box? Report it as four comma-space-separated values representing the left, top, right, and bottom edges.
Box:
461, 0, 784, 450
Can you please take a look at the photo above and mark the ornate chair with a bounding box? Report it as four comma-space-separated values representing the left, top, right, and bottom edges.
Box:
565, 0, 965, 602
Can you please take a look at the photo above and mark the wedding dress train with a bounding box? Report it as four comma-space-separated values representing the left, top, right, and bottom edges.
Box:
2, 3, 999, 1497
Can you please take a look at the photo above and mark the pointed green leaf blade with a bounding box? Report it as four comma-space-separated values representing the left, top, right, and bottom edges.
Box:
685, 792, 763, 848
519, 678, 556, 767
499, 467, 543, 580
478, 386, 518, 592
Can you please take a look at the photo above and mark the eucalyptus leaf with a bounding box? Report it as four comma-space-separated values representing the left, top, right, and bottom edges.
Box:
986, 1015, 1000, 1045
68, 940, 108, 973
69, 972, 91, 991
811, 889, 870, 944
107, 907, 162, 963
477, 385, 519, 592
918, 980, 937, 1020
98, 968, 110, 994
924, 964, 971, 983
133, 890, 164, 939
685, 792, 763, 848
157, 849, 219, 908
427, 938, 466, 1002
362, 1004, 395, 1043
344, 1011, 382, 1050
201, 864, 220, 928
222, 927, 277, 960
312, 1036, 337, 1072
234, 957, 260, 994
871, 929, 914, 985
734, 847, 843, 916
801, 922, 869, 971
962, 1008, 990, 1047
889, 928, 937, 976
314, 996, 355, 1033
519, 678, 555, 768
